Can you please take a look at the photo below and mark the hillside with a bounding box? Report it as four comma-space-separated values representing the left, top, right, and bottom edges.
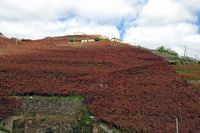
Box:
0, 35, 200, 133
152, 46, 200, 65
153, 46, 200, 94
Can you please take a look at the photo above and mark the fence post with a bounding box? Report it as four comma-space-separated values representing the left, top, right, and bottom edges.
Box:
174, 115, 179, 133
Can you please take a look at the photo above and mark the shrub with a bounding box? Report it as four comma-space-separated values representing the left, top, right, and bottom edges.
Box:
94, 38, 101, 41
11, 37, 17, 40
156, 46, 178, 56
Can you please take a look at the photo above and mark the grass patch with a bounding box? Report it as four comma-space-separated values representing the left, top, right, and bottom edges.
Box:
177, 75, 200, 81
153, 46, 199, 65
99, 122, 122, 133
80, 106, 93, 125
185, 78, 200, 81
176, 69, 200, 73
0, 126, 10, 133
18, 95, 83, 100
68, 42, 79, 45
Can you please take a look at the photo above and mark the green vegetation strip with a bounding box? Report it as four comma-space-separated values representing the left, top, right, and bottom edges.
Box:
176, 69, 200, 73
18, 95, 83, 100
154, 46, 199, 65
99, 123, 121, 133
81, 106, 93, 125
0, 126, 10, 133
185, 78, 200, 81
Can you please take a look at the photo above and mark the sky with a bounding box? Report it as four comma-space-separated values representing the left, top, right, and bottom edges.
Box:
0, 0, 200, 58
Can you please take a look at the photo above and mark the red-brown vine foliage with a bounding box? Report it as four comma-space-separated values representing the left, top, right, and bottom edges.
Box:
0, 36, 200, 132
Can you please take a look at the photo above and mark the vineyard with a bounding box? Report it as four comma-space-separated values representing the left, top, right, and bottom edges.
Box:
175, 65, 200, 90
176, 65, 200, 79
0, 35, 200, 132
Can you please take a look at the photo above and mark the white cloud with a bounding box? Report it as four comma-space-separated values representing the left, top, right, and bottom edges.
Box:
178, 0, 200, 12
124, 23, 200, 56
136, 0, 196, 25
0, 18, 120, 39
0, 0, 138, 39
124, 0, 200, 58
0, 0, 136, 22
0, 0, 200, 58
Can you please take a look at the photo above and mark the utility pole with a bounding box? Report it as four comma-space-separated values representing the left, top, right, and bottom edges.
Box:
184, 45, 187, 57
15, 34, 18, 45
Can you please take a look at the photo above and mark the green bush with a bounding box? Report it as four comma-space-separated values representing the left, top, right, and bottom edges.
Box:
94, 38, 101, 41
156, 46, 178, 56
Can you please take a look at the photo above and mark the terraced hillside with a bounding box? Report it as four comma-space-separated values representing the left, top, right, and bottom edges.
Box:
0, 35, 200, 132
176, 65, 200, 90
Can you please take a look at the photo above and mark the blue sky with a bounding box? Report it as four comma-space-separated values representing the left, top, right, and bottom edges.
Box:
0, 0, 200, 58
197, 14, 200, 33
117, 20, 126, 39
